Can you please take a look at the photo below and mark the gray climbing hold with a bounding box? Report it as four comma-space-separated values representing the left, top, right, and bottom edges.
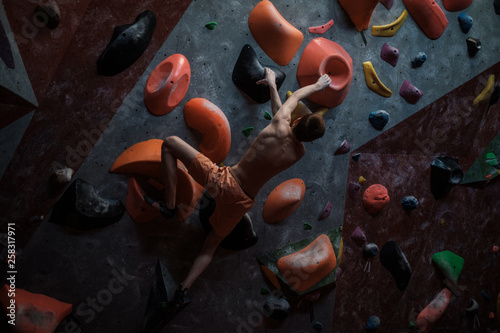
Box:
366, 315, 381, 331
263, 297, 290, 320
34, 2, 61, 29
430, 156, 464, 199
466, 37, 481, 57
411, 52, 427, 68
458, 13, 473, 33
369, 110, 389, 130
465, 298, 479, 316
401, 196, 418, 211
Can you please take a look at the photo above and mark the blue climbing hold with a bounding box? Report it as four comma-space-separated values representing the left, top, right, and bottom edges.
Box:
411, 52, 427, 68
363, 243, 379, 258
369, 110, 389, 130
366, 315, 381, 331
401, 196, 418, 211
458, 13, 473, 33
313, 321, 324, 330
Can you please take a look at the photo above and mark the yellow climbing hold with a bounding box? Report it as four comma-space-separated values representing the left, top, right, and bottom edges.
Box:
440, 219, 447, 226
362, 61, 392, 98
473, 74, 495, 106
372, 10, 408, 37
316, 107, 328, 117
359, 176, 366, 185
337, 237, 344, 265
287, 91, 312, 125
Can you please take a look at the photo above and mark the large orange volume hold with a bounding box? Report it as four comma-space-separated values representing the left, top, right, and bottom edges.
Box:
144, 54, 191, 116
277, 234, 336, 292
417, 288, 452, 333
297, 37, 353, 108
248, 0, 303, 66
338, 0, 379, 32
403, 0, 448, 40
184, 98, 231, 164
263, 178, 306, 223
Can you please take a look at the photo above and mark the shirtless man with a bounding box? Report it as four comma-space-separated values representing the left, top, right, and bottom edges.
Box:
147, 68, 331, 306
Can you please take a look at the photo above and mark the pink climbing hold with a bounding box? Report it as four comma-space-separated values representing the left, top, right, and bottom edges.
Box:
363, 184, 390, 215
380, 43, 399, 67
318, 201, 333, 220
379, 0, 395, 10
348, 182, 361, 199
308, 19, 334, 34
400, 80, 423, 104
351, 226, 367, 247
334, 139, 351, 155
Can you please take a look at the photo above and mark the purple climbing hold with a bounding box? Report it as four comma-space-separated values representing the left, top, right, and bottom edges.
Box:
348, 182, 361, 199
351, 226, 366, 247
379, 0, 394, 10
380, 43, 399, 67
400, 80, 423, 104
334, 139, 351, 155
318, 201, 332, 221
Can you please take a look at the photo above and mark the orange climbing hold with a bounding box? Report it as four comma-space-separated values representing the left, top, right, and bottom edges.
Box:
277, 234, 336, 292
0, 285, 72, 333
363, 184, 390, 215
184, 98, 231, 164
263, 178, 306, 223
403, 0, 448, 40
297, 38, 353, 108
443, 0, 473, 12
338, 0, 379, 32
110, 139, 164, 180
417, 288, 452, 333
248, 0, 304, 66
144, 54, 191, 116
111, 140, 204, 221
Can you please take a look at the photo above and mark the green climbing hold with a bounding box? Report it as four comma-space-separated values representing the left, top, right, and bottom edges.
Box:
205, 22, 217, 30
431, 250, 464, 284
260, 287, 270, 295
242, 127, 254, 137
486, 152, 499, 166
409, 322, 415, 328
264, 111, 272, 120
303, 222, 313, 230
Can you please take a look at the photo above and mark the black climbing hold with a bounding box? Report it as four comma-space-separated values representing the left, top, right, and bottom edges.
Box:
369, 110, 389, 130
363, 243, 379, 258
199, 191, 258, 251
352, 153, 361, 162
313, 321, 324, 330
263, 297, 290, 320
97, 10, 156, 76
49, 178, 125, 230
457, 13, 473, 34
466, 37, 481, 57
34, 2, 61, 29
411, 52, 426, 68
205, 22, 217, 30
366, 315, 381, 331
380, 241, 412, 291
0, 17, 14, 69
232, 44, 286, 103
430, 156, 464, 200
401, 196, 418, 211
495, 0, 500, 15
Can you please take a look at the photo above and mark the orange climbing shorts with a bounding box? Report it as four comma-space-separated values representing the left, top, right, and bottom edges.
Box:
188, 153, 255, 237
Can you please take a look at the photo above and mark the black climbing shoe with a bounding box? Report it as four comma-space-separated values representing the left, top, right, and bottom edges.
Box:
143, 195, 178, 219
